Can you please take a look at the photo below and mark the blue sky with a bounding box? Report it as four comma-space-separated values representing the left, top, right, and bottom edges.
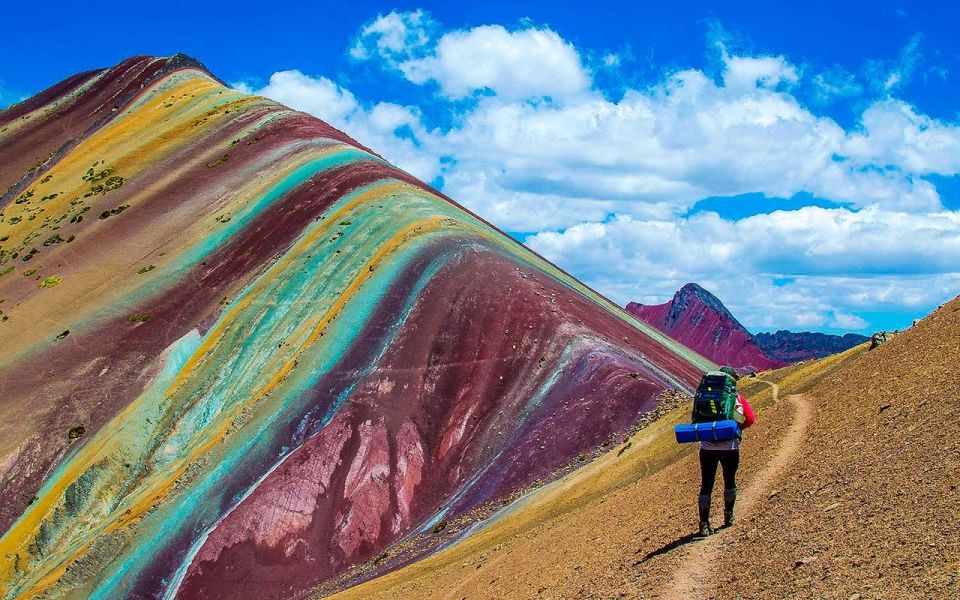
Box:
3, 1, 960, 334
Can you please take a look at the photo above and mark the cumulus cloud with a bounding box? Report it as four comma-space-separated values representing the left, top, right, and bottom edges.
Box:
432, 56, 953, 232
345, 11, 959, 223
526, 208, 960, 281
349, 9, 435, 63
242, 11, 960, 332
352, 11, 591, 101
399, 25, 590, 100
240, 71, 360, 122
845, 99, 960, 175
525, 207, 960, 331
721, 52, 799, 91
831, 312, 869, 330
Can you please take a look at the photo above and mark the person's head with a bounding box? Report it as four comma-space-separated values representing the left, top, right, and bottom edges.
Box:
719, 366, 740, 380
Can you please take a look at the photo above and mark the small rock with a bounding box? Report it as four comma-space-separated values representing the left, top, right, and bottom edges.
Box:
824, 502, 841, 512
68, 426, 85, 440
794, 556, 818, 568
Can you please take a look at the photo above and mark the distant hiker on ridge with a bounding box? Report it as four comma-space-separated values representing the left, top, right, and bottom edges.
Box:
691, 366, 755, 536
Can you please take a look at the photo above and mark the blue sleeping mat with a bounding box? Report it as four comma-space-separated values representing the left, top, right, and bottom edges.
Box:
674, 420, 741, 444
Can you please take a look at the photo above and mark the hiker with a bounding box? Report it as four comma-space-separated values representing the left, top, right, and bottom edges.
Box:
694, 366, 755, 537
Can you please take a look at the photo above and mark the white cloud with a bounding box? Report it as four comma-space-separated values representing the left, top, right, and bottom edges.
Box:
845, 99, 960, 175
352, 12, 591, 101
526, 208, 960, 281
792, 311, 828, 328
429, 56, 954, 232
349, 9, 435, 62
231, 81, 254, 95
401, 25, 590, 100
244, 70, 360, 122
525, 207, 960, 331
831, 311, 869, 330
721, 52, 799, 91
347, 12, 958, 223
242, 14, 960, 332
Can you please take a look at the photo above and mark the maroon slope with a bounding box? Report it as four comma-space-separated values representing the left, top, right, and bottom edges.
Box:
626, 283, 784, 371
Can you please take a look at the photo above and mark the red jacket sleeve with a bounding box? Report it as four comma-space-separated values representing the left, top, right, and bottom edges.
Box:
739, 394, 756, 428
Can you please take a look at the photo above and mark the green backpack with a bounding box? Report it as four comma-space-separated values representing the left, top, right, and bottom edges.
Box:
691, 371, 739, 423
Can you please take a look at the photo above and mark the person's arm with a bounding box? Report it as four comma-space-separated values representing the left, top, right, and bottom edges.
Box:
738, 394, 756, 428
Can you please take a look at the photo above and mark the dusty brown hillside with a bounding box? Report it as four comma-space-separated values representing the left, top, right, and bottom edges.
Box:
712, 298, 960, 599
330, 296, 960, 599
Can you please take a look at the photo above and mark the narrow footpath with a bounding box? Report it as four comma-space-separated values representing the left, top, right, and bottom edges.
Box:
660, 385, 811, 599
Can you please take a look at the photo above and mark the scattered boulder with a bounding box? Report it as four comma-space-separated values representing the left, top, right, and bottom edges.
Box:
869, 331, 896, 350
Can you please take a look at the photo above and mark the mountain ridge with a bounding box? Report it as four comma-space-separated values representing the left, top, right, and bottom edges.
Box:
0, 55, 710, 599
754, 329, 870, 362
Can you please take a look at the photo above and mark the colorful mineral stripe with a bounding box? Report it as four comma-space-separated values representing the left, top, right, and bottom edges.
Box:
0, 55, 713, 599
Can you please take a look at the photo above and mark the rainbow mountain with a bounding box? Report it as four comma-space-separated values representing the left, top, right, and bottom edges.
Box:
0, 55, 712, 599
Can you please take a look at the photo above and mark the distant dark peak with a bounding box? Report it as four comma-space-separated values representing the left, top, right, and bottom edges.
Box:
754, 329, 870, 362
756, 330, 869, 343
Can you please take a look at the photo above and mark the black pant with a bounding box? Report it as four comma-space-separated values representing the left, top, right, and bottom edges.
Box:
699, 449, 739, 495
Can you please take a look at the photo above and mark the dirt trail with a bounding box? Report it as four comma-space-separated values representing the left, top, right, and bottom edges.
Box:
327, 364, 852, 600
661, 388, 809, 599
756, 377, 780, 402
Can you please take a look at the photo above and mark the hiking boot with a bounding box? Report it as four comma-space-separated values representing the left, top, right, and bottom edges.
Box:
723, 488, 737, 527
697, 521, 713, 537
696, 494, 713, 536
698, 494, 711, 522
